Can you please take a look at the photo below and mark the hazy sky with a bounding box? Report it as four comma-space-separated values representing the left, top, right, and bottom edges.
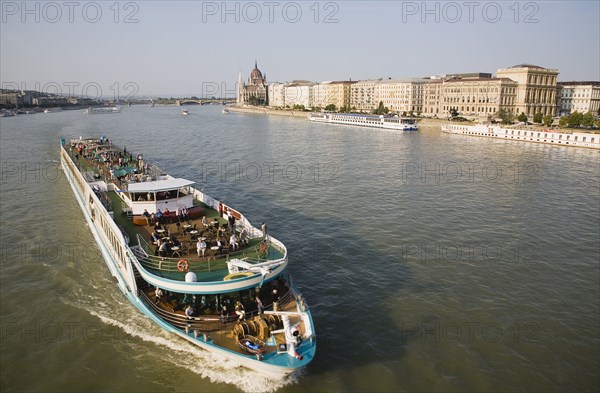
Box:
1, 0, 599, 98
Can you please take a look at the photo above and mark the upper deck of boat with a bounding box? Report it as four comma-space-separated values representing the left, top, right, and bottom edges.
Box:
63, 137, 285, 281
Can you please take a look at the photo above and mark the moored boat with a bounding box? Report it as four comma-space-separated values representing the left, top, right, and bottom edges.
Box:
85, 106, 121, 115
441, 123, 600, 149
60, 136, 316, 377
309, 112, 418, 131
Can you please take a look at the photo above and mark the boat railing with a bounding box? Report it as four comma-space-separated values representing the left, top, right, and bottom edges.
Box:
135, 234, 284, 276
137, 282, 296, 336
138, 289, 241, 332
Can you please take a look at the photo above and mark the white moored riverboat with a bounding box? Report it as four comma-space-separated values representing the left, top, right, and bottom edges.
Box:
60, 136, 316, 378
441, 123, 600, 149
308, 112, 418, 131
85, 106, 121, 115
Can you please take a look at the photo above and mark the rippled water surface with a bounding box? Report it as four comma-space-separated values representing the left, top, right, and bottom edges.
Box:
1, 106, 599, 392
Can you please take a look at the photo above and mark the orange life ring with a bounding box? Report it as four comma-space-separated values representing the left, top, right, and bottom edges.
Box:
177, 259, 189, 272
259, 243, 268, 254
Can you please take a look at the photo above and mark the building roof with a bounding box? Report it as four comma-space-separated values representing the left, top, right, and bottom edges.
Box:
250, 60, 263, 80
128, 178, 195, 193
509, 64, 546, 69
558, 81, 600, 86
445, 77, 517, 83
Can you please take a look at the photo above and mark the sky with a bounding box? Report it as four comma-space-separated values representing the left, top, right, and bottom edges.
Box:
1, 0, 599, 98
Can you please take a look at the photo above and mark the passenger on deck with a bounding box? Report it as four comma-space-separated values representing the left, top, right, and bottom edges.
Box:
272, 288, 280, 311
255, 295, 264, 314
228, 214, 236, 232
155, 209, 163, 224
185, 305, 195, 321
154, 221, 163, 231
158, 241, 169, 257
143, 209, 152, 225
216, 238, 224, 255
155, 287, 164, 304
181, 206, 190, 222
201, 215, 209, 229
150, 231, 160, 244
220, 305, 229, 323
240, 228, 249, 246
261, 222, 268, 241
229, 234, 239, 252
234, 301, 245, 321
163, 208, 172, 223
175, 207, 182, 222
197, 238, 207, 257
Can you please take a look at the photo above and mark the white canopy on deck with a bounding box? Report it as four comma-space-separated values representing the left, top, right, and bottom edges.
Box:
128, 178, 195, 192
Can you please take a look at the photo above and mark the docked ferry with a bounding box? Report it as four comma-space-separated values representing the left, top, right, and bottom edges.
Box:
308, 112, 418, 131
441, 123, 600, 149
60, 136, 316, 377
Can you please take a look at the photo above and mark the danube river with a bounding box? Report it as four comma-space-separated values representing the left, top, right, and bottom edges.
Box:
1, 105, 598, 392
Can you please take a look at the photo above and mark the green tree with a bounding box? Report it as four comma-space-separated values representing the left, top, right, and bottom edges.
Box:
517, 112, 528, 123
581, 112, 595, 128
325, 104, 336, 112
448, 108, 458, 118
567, 111, 583, 127
497, 109, 514, 125
248, 95, 257, 105
533, 112, 543, 124
543, 115, 553, 127
373, 101, 389, 115
559, 116, 569, 127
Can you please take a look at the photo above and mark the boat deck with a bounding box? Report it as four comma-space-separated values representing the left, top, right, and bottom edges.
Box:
137, 274, 305, 357
65, 139, 284, 280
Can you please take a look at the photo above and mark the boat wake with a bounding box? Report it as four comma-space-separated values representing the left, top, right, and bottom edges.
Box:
68, 293, 297, 392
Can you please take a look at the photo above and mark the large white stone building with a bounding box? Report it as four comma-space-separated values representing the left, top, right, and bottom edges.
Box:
374, 79, 426, 114
496, 64, 559, 117
557, 82, 600, 116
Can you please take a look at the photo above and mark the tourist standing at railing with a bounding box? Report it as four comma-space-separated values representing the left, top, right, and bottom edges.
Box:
261, 222, 268, 241
228, 213, 236, 233
255, 295, 264, 314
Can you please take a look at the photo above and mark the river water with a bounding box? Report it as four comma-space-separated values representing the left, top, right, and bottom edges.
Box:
1, 105, 598, 392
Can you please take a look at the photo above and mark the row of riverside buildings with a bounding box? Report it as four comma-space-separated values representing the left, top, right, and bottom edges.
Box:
236, 63, 600, 119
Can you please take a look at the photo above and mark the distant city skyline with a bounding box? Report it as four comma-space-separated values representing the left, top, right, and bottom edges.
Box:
1, 1, 598, 98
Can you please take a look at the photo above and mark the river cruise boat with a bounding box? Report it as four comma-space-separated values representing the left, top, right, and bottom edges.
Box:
85, 107, 121, 115
60, 136, 316, 377
308, 112, 418, 131
441, 123, 600, 149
